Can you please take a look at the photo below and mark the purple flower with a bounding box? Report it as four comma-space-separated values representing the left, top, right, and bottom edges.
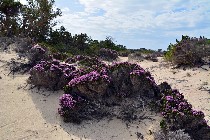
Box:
191, 110, 204, 118
59, 94, 77, 109
68, 71, 110, 87
165, 96, 174, 101
33, 64, 44, 71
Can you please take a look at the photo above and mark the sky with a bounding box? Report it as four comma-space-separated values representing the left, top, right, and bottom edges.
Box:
19, 0, 210, 50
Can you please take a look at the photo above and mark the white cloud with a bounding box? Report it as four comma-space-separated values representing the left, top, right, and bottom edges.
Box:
18, 0, 27, 5
55, 0, 210, 49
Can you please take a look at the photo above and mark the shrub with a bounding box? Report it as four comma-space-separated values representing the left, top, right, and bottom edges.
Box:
118, 50, 131, 57
28, 59, 78, 90
58, 94, 77, 116
98, 48, 118, 61
164, 36, 210, 67
66, 55, 104, 66
128, 52, 144, 62
58, 93, 86, 123
160, 88, 207, 130
109, 62, 157, 98
66, 70, 110, 99
59, 62, 159, 123
144, 53, 158, 62
28, 55, 110, 90
164, 44, 176, 62
158, 82, 210, 139
27, 44, 49, 64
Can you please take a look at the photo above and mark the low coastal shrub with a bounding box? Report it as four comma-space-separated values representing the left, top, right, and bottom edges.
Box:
164, 36, 210, 67
66, 70, 110, 99
28, 44, 49, 64
128, 52, 158, 62
58, 62, 158, 123
128, 52, 144, 62
158, 82, 210, 140
109, 62, 158, 98
28, 54, 210, 139
98, 48, 118, 61
28, 43, 72, 65
28, 55, 108, 90
118, 50, 131, 57
28, 59, 79, 90
144, 53, 158, 62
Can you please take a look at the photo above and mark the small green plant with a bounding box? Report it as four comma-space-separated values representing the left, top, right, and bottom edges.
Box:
160, 119, 167, 130
164, 43, 176, 62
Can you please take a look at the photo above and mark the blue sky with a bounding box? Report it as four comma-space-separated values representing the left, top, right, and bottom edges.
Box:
20, 0, 210, 50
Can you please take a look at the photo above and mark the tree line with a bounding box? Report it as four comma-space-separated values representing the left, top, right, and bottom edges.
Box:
0, 0, 126, 56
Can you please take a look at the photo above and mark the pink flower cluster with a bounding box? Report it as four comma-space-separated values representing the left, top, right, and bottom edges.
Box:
68, 71, 110, 87
99, 48, 118, 60
29, 59, 79, 89
160, 87, 208, 132
58, 94, 77, 116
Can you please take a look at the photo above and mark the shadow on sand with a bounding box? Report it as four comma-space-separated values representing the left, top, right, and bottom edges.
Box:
28, 87, 161, 140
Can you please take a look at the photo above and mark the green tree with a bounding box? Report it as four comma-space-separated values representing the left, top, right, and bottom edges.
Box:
48, 26, 73, 45
47, 26, 73, 53
20, 0, 61, 41
99, 36, 126, 51
100, 36, 115, 50
72, 33, 89, 52
0, 0, 22, 36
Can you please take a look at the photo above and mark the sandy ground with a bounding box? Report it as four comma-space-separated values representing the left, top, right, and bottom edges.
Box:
0, 50, 209, 140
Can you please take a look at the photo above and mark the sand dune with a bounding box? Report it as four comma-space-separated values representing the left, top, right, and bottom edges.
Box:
0, 51, 209, 140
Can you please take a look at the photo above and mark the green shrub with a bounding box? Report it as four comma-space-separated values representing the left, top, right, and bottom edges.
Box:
164, 44, 176, 62
164, 36, 209, 66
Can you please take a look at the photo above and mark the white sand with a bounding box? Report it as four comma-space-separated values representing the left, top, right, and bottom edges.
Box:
0, 52, 209, 140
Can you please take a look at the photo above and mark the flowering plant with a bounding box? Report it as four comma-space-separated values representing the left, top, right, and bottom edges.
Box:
28, 44, 49, 64
99, 48, 118, 60
159, 84, 209, 139
68, 71, 110, 87
58, 94, 77, 116
28, 59, 78, 90
58, 62, 159, 121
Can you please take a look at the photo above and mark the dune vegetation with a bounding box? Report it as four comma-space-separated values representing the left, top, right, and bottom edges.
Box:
1, 0, 210, 140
